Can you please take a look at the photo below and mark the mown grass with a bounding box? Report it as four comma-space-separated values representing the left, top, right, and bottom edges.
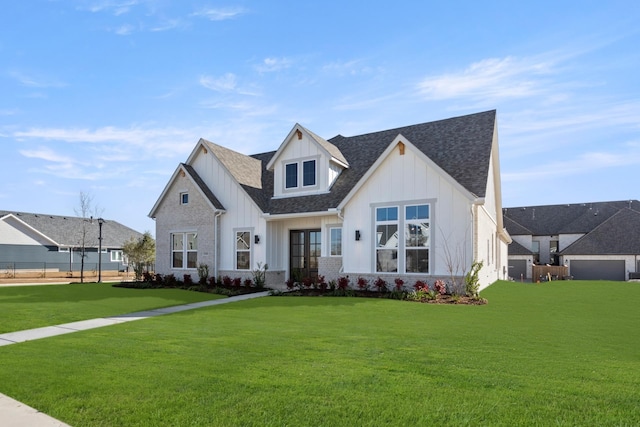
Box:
0, 280, 638, 426
0, 282, 224, 333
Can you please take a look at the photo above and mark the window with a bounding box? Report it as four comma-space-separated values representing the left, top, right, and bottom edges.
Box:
111, 250, 123, 262
285, 163, 298, 189
303, 160, 316, 187
405, 204, 429, 273
375, 203, 430, 274
180, 192, 189, 205
330, 227, 342, 256
58, 247, 70, 253
376, 206, 399, 272
236, 231, 251, 270
171, 232, 197, 269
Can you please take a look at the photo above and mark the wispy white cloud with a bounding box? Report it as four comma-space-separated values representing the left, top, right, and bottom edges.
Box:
199, 73, 237, 92
19, 146, 75, 164
417, 56, 555, 102
9, 70, 66, 88
322, 59, 376, 76
191, 7, 247, 21
114, 24, 135, 35
84, 0, 139, 15
256, 57, 293, 73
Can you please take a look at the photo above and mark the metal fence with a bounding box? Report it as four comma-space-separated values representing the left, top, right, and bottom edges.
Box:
1, 262, 127, 279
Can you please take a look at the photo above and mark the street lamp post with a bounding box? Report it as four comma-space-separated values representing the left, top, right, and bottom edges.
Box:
98, 218, 105, 283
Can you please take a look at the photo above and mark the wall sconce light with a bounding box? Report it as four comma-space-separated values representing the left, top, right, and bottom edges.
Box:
355, 230, 361, 241
254, 235, 260, 244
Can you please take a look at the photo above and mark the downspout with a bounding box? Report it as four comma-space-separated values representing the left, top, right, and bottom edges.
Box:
213, 211, 224, 279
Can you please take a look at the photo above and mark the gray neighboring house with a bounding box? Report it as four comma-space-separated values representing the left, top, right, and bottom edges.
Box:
0, 210, 144, 274
504, 200, 640, 281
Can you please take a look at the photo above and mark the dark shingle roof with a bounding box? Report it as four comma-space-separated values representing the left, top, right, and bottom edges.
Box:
561, 208, 640, 255
508, 239, 533, 255
182, 164, 225, 210
243, 110, 496, 215
0, 210, 143, 248
503, 200, 640, 236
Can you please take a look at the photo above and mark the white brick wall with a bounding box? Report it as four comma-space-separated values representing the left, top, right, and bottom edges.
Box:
154, 169, 216, 277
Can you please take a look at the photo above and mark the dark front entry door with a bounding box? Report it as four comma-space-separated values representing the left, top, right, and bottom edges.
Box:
290, 229, 321, 281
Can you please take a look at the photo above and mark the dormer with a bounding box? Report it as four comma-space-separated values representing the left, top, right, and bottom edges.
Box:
266, 124, 349, 198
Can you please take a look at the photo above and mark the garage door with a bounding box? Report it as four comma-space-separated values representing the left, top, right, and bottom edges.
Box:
570, 260, 625, 281
508, 260, 527, 281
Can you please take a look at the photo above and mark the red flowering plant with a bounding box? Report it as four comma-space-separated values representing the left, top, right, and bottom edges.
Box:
232, 277, 242, 287
337, 276, 350, 290
434, 279, 447, 295
394, 278, 405, 291
285, 277, 295, 290
243, 278, 253, 287
317, 275, 328, 290
302, 277, 313, 289
373, 277, 388, 292
414, 280, 428, 291
357, 276, 369, 291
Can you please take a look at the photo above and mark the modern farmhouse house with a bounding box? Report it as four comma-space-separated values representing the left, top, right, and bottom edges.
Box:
149, 110, 511, 291
0, 210, 143, 277
505, 200, 640, 281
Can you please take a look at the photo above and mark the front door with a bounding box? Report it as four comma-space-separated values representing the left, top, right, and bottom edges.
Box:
290, 229, 321, 281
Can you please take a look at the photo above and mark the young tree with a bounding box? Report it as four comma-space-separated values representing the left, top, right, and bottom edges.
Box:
74, 192, 102, 283
122, 232, 156, 281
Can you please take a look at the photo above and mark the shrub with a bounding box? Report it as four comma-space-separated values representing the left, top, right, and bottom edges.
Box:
222, 276, 233, 287
232, 277, 241, 287
207, 276, 216, 288
197, 263, 209, 285
183, 274, 193, 286
142, 271, 154, 283
243, 278, 253, 287
465, 261, 483, 297
285, 278, 295, 290
414, 280, 428, 291
357, 277, 369, 291
394, 278, 404, 291
328, 279, 337, 291
164, 274, 177, 288
373, 277, 388, 292
252, 262, 268, 288
434, 279, 447, 295
317, 275, 328, 290
337, 276, 350, 290
302, 277, 313, 289
154, 273, 163, 286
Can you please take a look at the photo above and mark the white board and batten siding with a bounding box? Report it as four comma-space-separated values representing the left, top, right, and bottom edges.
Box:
341, 143, 474, 278
191, 150, 267, 272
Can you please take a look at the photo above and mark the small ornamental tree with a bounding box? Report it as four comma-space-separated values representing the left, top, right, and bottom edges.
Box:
465, 261, 483, 297
122, 231, 156, 281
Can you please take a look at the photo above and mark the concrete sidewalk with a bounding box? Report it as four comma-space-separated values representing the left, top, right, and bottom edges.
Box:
0, 290, 271, 426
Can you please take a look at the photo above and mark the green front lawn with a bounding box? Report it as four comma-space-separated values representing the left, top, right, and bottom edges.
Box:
0, 280, 638, 426
0, 282, 224, 333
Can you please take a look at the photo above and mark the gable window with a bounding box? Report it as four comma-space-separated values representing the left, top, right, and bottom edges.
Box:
376, 206, 399, 272
171, 232, 197, 269
111, 250, 123, 262
285, 163, 298, 189
180, 192, 189, 205
375, 203, 431, 274
236, 230, 252, 270
303, 160, 316, 187
330, 227, 342, 256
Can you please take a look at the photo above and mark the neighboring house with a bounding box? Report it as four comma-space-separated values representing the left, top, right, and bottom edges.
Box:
504, 200, 640, 281
0, 210, 144, 274
149, 110, 511, 291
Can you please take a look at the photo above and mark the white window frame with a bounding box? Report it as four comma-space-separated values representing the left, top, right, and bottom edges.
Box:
180, 192, 189, 205
373, 201, 432, 274
285, 162, 298, 189
302, 159, 316, 187
235, 229, 252, 270
171, 232, 197, 269
329, 226, 342, 256
110, 250, 123, 262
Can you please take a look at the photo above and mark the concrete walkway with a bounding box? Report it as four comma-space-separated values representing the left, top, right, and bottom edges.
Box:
0, 290, 271, 426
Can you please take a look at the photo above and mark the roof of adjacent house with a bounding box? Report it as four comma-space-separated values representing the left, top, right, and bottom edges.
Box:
200, 110, 496, 215
508, 239, 533, 255
503, 200, 640, 236
561, 208, 640, 255
0, 210, 144, 248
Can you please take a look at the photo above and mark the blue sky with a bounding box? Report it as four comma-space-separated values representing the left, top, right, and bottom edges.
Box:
1, 1, 639, 235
